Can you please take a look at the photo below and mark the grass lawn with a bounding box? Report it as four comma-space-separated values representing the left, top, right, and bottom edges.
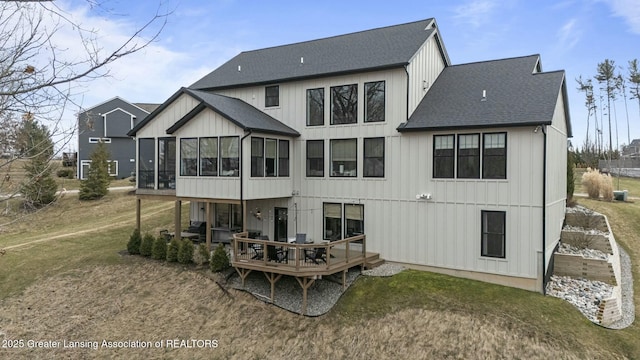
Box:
0, 183, 639, 358
1, 158, 133, 194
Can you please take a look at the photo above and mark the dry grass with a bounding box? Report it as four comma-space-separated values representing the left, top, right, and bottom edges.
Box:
1, 158, 132, 194
575, 168, 640, 197
0, 181, 639, 358
0, 262, 589, 360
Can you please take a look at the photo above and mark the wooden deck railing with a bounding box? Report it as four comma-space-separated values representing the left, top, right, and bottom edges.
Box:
231, 232, 366, 276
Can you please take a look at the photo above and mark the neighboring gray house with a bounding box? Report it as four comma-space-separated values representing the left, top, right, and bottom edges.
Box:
622, 139, 640, 158
77, 97, 159, 179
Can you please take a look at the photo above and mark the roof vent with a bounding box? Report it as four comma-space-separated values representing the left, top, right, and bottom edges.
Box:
300, 57, 304, 64
481, 89, 487, 101
238, 65, 241, 72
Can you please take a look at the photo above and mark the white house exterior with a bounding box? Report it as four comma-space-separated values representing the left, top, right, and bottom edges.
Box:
129, 19, 571, 292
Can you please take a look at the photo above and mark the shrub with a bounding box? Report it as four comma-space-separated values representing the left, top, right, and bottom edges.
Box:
177, 239, 194, 264
581, 168, 602, 199
56, 168, 74, 178
210, 243, 230, 273
167, 238, 180, 262
567, 150, 575, 201
139, 233, 154, 257
193, 243, 211, 266
601, 174, 613, 201
152, 237, 167, 260
127, 229, 142, 255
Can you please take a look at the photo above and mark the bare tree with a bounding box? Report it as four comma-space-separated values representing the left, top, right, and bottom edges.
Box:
616, 73, 631, 146
0, 1, 168, 208
576, 76, 599, 165
630, 59, 640, 122
595, 59, 619, 155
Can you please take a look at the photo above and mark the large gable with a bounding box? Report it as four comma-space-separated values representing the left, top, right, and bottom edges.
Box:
190, 18, 448, 90
128, 88, 299, 137
398, 55, 572, 136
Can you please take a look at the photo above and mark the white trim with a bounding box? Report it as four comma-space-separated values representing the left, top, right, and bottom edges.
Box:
88, 137, 111, 144
102, 108, 137, 137
79, 159, 118, 179
75, 97, 150, 117
108, 160, 119, 177
80, 160, 91, 180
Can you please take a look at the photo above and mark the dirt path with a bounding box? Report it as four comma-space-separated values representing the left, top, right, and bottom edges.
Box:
2, 203, 173, 251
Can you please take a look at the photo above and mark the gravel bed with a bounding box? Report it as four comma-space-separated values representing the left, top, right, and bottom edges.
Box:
557, 242, 609, 260
608, 246, 635, 329
562, 224, 608, 236
546, 246, 635, 329
227, 268, 361, 316
362, 263, 406, 277
546, 276, 613, 323
566, 204, 597, 214
225, 263, 405, 316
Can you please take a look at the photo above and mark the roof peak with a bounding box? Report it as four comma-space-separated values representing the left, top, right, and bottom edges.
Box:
239, 18, 435, 54
190, 18, 444, 90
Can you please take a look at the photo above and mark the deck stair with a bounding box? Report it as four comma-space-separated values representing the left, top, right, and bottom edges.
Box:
365, 253, 385, 269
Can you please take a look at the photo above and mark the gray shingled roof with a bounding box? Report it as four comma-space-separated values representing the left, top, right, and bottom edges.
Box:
398, 55, 572, 136
167, 89, 300, 136
133, 103, 161, 113
128, 88, 299, 137
190, 18, 446, 90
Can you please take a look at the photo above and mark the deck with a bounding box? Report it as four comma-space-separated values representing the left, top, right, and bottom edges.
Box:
231, 233, 380, 314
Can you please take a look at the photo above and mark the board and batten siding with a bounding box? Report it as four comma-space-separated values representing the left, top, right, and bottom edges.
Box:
134, 94, 199, 189
545, 88, 569, 272
406, 33, 447, 117
244, 126, 545, 281
214, 68, 409, 135
172, 108, 244, 199
244, 133, 294, 200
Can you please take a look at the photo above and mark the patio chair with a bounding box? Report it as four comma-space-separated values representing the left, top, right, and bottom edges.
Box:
267, 244, 288, 263
304, 247, 327, 264
159, 229, 172, 242
250, 235, 268, 259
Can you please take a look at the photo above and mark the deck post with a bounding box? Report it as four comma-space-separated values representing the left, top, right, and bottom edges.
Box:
242, 200, 247, 232
264, 272, 282, 302
205, 202, 212, 251
295, 276, 315, 315
135, 197, 141, 232
342, 270, 347, 290
174, 200, 182, 237
235, 268, 252, 287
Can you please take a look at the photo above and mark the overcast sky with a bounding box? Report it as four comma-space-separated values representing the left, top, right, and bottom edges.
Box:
52, 0, 640, 151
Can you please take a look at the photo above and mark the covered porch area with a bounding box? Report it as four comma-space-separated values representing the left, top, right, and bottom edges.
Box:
134, 193, 249, 251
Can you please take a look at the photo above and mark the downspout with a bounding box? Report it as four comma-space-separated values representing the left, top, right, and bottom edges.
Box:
240, 130, 252, 231
541, 125, 548, 294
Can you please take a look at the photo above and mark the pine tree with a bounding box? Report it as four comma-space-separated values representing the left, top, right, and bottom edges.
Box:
18, 116, 57, 209
79, 141, 111, 200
